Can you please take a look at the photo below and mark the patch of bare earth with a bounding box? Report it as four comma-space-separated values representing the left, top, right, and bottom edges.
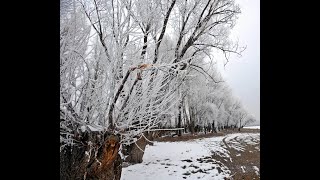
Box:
154, 129, 259, 142
154, 132, 225, 142
216, 134, 260, 180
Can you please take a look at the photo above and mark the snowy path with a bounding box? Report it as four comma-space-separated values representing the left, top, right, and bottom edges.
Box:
121, 133, 260, 180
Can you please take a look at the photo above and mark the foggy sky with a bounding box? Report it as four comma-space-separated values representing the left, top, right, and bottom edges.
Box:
217, 0, 260, 123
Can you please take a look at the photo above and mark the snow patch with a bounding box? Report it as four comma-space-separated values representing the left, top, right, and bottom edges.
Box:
243, 126, 260, 129
240, 166, 246, 173
253, 166, 259, 175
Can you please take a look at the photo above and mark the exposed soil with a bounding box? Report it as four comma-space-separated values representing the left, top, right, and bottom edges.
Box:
218, 135, 260, 179
154, 129, 259, 142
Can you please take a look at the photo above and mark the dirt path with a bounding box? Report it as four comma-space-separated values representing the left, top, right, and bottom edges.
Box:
217, 134, 260, 179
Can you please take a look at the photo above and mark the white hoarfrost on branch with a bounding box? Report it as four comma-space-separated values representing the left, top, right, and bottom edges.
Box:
60, 0, 249, 150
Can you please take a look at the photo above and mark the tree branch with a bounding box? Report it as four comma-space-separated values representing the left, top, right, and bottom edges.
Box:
107, 68, 134, 130
190, 64, 224, 83
153, 0, 176, 64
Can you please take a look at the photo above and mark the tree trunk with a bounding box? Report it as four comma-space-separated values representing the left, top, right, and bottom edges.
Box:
189, 121, 195, 135
212, 121, 217, 133
124, 132, 153, 164
60, 131, 122, 180
189, 107, 195, 134
177, 107, 182, 136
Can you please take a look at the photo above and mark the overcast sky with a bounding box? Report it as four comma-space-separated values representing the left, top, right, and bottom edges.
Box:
217, 0, 260, 123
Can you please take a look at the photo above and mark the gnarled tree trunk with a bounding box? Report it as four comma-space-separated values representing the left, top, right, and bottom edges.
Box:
60, 131, 122, 180
123, 132, 153, 164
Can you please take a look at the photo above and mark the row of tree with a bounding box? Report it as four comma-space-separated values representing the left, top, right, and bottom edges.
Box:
60, 0, 255, 179
157, 63, 255, 136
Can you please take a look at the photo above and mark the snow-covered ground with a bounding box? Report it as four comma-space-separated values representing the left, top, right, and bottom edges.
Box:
243, 125, 260, 129
121, 133, 260, 180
